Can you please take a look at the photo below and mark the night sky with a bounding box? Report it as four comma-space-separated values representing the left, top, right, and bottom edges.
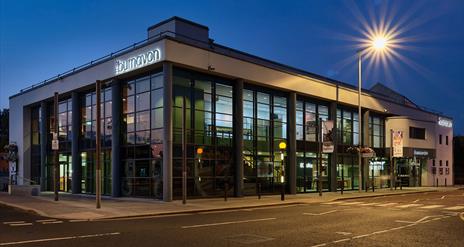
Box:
1, 0, 463, 134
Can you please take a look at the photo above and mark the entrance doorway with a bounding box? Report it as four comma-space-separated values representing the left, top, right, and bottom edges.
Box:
58, 154, 72, 192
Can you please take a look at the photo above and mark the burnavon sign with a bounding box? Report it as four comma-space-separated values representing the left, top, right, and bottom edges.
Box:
115, 49, 161, 75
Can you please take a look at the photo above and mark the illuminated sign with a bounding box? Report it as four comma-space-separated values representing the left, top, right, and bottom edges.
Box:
413, 150, 428, 156
438, 117, 452, 128
115, 49, 161, 75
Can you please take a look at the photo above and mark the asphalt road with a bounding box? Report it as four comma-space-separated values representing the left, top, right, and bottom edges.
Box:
1, 189, 463, 247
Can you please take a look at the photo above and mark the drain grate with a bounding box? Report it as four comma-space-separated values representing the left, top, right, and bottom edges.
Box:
225, 234, 275, 244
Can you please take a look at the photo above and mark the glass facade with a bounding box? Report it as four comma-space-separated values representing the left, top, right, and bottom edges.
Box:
122, 71, 163, 198
31, 65, 396, 198
295, 99, 329, 192
172, 69, 233, 198
243, 88, 287, 195
30, 106, 41, 184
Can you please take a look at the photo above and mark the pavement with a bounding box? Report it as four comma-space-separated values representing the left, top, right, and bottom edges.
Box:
0, 186, 460, 220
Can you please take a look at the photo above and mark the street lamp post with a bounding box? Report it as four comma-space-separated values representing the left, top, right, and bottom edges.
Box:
357, 50, 363, 193
356, 35, 389, 192
279, 141, 286, 201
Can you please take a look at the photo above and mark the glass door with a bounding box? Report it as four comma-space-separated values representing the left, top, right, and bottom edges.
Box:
58, 154, 72, 192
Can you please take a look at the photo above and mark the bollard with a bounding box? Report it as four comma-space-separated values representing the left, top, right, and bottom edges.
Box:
224, 182, 228, 201
372, 179, 375, 192
445, 178, 447, 187
281, 183, 285, 201
436, 178, 439, 187
341, 180, 344, 195
400, 181, 402, 190
257, 183, 261, 200
365, 181, 368, 192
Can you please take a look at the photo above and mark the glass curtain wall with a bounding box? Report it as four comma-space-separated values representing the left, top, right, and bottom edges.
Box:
80, 88, 112, 195
172, 69, 233, 198
336, 107, 360, 190
243, 88, 287, 195
122, 71, 163, 198
295, 100, 329, 193
30, 106, 41, 184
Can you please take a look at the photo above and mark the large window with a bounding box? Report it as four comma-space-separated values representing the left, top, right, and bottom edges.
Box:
409, 127, 425, 140
79, 88, 112, 195
369, 115, 385, 148
337, 108, 359, 146
172, 69, 233, 198
31, 106, 41, 184
122, 71, 163, 198
243, 88, 287, 195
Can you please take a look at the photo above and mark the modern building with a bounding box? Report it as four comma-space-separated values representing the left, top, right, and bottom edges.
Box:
9, 17, 454, 201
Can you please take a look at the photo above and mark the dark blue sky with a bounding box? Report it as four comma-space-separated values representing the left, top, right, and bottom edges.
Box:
1, 0, 463, 134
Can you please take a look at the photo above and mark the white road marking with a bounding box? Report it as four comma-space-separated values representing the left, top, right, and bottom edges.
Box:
332, 238, 350, 243
36, 219, 57, 223
419, 205, 444, 209
460, 212, 464, 221
304, 210, 337, 216
311, 215, 450, 247
352, 234, 372, 239
440, 196, 446, 199
69, 219, 89, 222
0, 232, 120, 246
396, 204, 423, 208
443, 206, 464, 211
3, 221, 25, 225
339, 202, 364, 205
322, 201, 344, 205
181, 218, 276, 229
375, 203, 398, 207
311, 244, 327, 247
9, 223, 33, 227
413, 199, 420, 203
359, 202, 380, 206
335, 231, 352, 236
42, 221, 63, 224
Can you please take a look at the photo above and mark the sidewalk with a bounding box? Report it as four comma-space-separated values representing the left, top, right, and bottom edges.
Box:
0, 187, 457, 220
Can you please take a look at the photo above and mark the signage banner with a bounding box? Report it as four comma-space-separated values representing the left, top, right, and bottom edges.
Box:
322, 120, 334, 153
392, 131, 403, 157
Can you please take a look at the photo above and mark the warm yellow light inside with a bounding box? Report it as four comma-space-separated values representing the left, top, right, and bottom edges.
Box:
279, 141, 286, 150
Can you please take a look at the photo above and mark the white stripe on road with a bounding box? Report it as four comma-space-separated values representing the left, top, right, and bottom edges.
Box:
181, 218, 276, 229
36, 219, 57, 223
375, 203, 398, 207
332, 238, 350, 243
0, 232, 120, 246
9, 223, 33, 227
3, 221, 25, 225
396, 204, 423, 208
69, 219, 89, 223
359, 203, 380, 206
339, 202, 364, 205
42, 221, 63, 225
443, 206, 464, 211
419, 205, 445, 209
304, 210, 338, 216
322, 201, 344, 205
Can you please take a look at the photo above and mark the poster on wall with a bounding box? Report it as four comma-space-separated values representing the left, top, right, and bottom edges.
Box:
322, 120, 334, 153
392, 131, 403, 157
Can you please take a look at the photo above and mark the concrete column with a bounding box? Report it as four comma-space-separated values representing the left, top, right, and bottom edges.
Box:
71, 92, 81, 194
40, 101, 48, 190
288, 92, 297, 194
329, 102, 338, 192
163, 62, 173, 202
233, 79, 244, 197
362, 110, 370, 189
111, 80, 122, 197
